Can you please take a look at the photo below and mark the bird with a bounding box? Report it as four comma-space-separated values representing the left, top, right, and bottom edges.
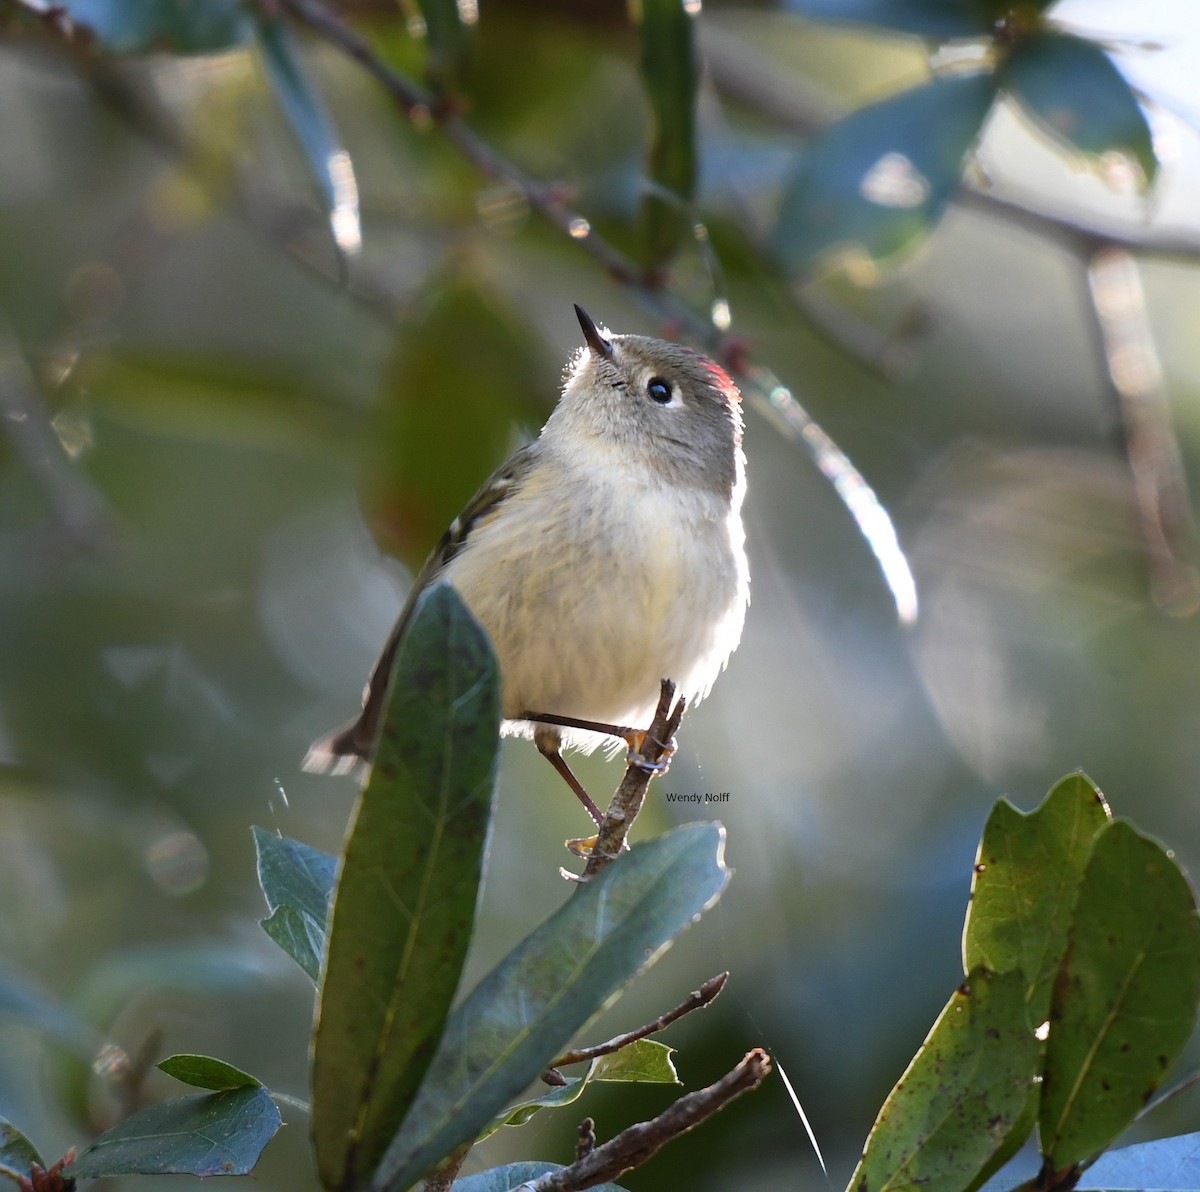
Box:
305, 305, 749, 826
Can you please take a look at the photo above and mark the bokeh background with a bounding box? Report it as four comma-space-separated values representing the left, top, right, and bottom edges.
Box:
2, 0, 1200, 1188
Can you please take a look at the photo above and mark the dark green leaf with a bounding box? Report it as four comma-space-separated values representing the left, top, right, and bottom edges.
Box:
157, 1053, 261, 1091
847, 968, 1038, 1192
1078, 1131, 1200, 1190
593, 1038, 679, 1083
783, 0, 996, 39
59, 0, 249, 54
963, 1081, 1038, 1192
252, 827, 336, 982
475, 1069, 594, 1144
253, 13, 362, 255
773, 72, 998, 275
416, 0, 472, 94
1041, 821, 1200, 1168
963, 772, 1111, 1021
1002, 31, 1157, 184
0, 1116, 43, 1183
313, 584, 500, 1191
634, 0, 698, 265
452, 1163, 628, 1192
372, 821, 730, 1192
65, 1087, 282, 1178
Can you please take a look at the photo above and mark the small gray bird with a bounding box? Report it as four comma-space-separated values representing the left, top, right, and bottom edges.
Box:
305, 306, 749, 824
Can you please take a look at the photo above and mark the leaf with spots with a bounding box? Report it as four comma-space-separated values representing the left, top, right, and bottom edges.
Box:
1040, 821, 1200, 1168
846, 968, 1038, 1192
311, 584, 501, 1192
963, 772, 1112, 1022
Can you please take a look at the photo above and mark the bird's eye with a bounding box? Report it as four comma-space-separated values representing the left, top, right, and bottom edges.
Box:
647, 377, 673, 404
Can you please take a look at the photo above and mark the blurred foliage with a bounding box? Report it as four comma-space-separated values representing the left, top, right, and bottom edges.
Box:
2, 0, 1200, 1188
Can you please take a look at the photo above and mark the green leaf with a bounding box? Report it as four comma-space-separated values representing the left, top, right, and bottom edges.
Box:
783, 0, 996, 39
253, 13, 362, 256
65, 1087, 282, 1178
1002, 31, 1157, 185
313, 584, 501, 1192
252, 827, 336, 982
1078, 1131, 1200, 1190
0, 1116, 44, 1183
452, 1163, 629, 1192
633, 0, 699, 266
1040, 821, 1200, 1168
157, 1053, 261, 1091
773, 72, 999, 275
372, 821, 730, 1192
963, 772, 1112, 1021
593, 1038, 679, 1083
847, 968, 1038, 1192
475, 1068, 594, 1144
59, 0, 249, 54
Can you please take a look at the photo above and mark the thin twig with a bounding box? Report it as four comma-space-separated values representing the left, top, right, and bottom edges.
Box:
1085, 247, 1200, 614
546, 972, 728, 1077
517, 1049, 772, 1192
579, 681, 686, 881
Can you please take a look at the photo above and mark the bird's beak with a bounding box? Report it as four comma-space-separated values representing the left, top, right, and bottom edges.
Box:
574, 304, 615, 362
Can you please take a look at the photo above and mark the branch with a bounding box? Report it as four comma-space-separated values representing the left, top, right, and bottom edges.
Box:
518, 1049, 772, 1192
578, 681, 686, 881
1084, 247, 1200, 613
546, 972, 728, 1078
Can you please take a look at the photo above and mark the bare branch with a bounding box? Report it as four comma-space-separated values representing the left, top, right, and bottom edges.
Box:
547, 972, 728, 1075
578, 681, 686, 881
519, 1049, 772, 1192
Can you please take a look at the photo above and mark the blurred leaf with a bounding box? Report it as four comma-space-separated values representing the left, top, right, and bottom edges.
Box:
1002, 31, 1157, 185
365, 286, 547, 560
475, 1068, 594, 1144
963, 772, 1112, 1021
847, 968, 1038, 1192
783, 0, 996, 39
1041, 821, 1200, 1168
252, 827, 336, 983
593, 1038, 679, 1083
773, 72, 998, 275
1077, 1131, 1200, 1190
57, 944, 272, 1125
253, 13, 362, 256
0, 971, 99, 1056
452, 1163, 628, 1192
633, 0, 698, 266
312, 585, 500, 1191
65, 1087, 281, 1178
417, 0, 472, 93
0, 1117, 43, 1183
156, 1053, 261, 1091
59, 0, 249, 53
373, 821, 731, 1192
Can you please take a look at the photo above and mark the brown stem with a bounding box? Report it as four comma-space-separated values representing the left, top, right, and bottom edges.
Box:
547, 972, 728, 1076
520, 1049, 771, 1192
578, 680, 686, 881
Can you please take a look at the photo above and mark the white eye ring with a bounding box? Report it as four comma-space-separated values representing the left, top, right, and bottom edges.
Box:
647, 376, 683, 408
